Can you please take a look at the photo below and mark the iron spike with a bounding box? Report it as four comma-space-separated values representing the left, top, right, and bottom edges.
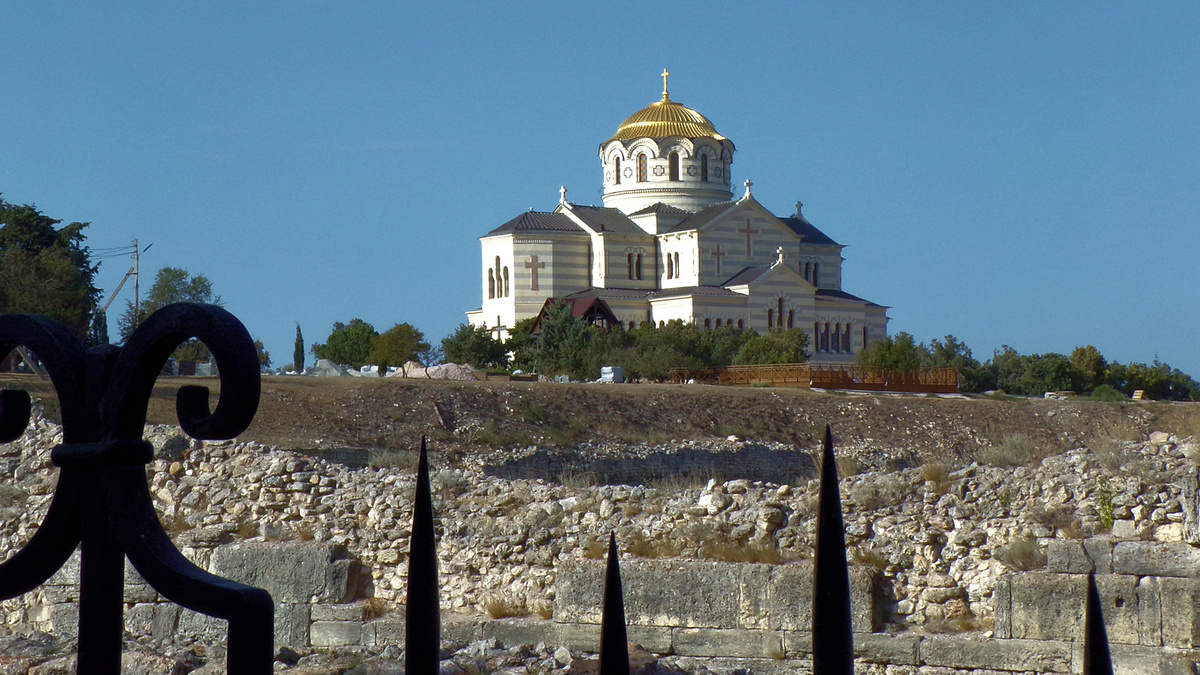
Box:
599, 532, 630, 675
1082, 572, 1113, 675
812, 425, 854, 675
406, 436, 441, 675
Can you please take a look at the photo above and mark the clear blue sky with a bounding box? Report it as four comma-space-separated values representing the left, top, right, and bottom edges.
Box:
3, 2, 1198, 376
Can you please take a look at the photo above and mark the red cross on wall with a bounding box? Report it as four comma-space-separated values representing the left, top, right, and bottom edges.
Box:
524, 255, 546, 291
737, 219, 760, 257
710, 245, 726, 274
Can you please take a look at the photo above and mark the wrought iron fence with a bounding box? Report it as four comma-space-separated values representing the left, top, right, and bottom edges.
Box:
670, 363, 960, 393
0, 305, 1109, 674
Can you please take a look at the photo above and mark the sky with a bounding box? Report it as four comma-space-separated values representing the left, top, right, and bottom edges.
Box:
3, 2, 1198, 377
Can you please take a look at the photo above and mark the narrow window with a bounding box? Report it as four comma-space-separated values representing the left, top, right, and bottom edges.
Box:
636, 253, 643, 280
767, 309, 774, 328
727, 319, 733, 326
637, 153, 647, 182
823, 323, 831, 352
843, 324, 852, 352
788, 310, 794, 329
704, 318, 712, 330
862, 326, 868, 351
804, 262, 811, 282
701, 154, 709, 182
814, 323, 821, 351
666, 252, 673, 279
777, 298, 784, 327
488, 269, 495, 299
503, 267, 510, 297
673, 252, 680, 277
738, 319, 744, 330
812, 263, 820, 287
669, 152, 680, 181
629, 322, 636, 330
659, 320, 665, 328
627, 253, 633, 279
833, 323, 841, 352
614, 156, 621, 185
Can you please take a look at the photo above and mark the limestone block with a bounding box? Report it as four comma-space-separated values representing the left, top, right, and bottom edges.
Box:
1137, 576, 1162, 647
1181, 467, 1200, 545
671, 628, 783, 658
363, 618, 405, 647
993, 576, 1012, 639
210, 542, 353, 603
1047, 541, 1093, 574
310, 620, 363, 647
1112, 541, 1200, 577
49, 603, 78, 638
555, 622, 602, 652
764, 563, 879, 633
275, 603, 311, 648
919, 636, 1071, 673
1083, 538, 1115, 574
176, 608, 224, 642
554, 559, 744, 628
1070, 642, 1181, 675
480, 618, 558, 651
1008, 573, 1138, 644
311, 603, 363, 622
781, 630, 811, 656
124, 603, 156, 637
854, 632, 919, 665
1159, 577, 1200, 648
41, 585, 77, 604
152, 604, 181, 641
625, 625, 673, 654
47, 550, 80, 586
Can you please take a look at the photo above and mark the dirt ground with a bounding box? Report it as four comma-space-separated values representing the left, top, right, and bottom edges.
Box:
4, 373, 1198, 468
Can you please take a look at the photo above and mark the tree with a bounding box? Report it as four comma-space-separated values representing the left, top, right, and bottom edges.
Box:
369, 323, 429, 374
732, 328, 810, 365
254, 340, 272, 369
118, 267, 222, 342
293, 324, 305, 373
926, 335, 994, 392
441, 323, 508, 369
89, 310, 109, 347
312, 319, 379, 369
0, 197, 100, 337
857, 332, 927, 371
1069, 345, 1107, 393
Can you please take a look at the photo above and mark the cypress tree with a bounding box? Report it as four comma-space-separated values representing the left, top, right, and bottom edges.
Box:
294, 323, 305, 373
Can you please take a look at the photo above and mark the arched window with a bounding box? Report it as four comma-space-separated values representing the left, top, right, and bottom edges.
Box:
669, 152, 680, 181
701, 154, 709, 182
726, 319, 733, 326
843, 324, 852, 352
704, 318, 712, 330
814, 323, 820, 351
788, 310, 794, 329
812, 263, 820, 287
659, 320, 665, 328
636, 253, 643, 280
673, 252, 680, 277
862, 326, 868, 351
666, 252, 673, 279
627, 253, 634, 279
488, 269, 495, 299
804, 262, 811, 282
502, 267, 510, 297
834, 323, 841, 352
629, 322, 636, 330
637, 154, 647, 182
767, 309, 774, 328
737, 319, 744, 330
822, 323, 831, 352
614, 156, 621, 185
777, 298, 784, 327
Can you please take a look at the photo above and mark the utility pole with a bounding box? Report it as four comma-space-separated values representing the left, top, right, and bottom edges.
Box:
133, 239, 140, 320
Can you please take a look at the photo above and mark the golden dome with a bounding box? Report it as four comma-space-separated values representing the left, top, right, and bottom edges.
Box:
606, 96, 726, 143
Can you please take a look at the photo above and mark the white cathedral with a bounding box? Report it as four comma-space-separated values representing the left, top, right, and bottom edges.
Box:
466, 73, 889, 364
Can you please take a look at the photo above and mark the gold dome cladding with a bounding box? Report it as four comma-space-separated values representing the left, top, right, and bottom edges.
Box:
606, 73, 725, 143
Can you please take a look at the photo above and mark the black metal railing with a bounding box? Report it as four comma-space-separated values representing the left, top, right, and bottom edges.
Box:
0, 305, 273, 674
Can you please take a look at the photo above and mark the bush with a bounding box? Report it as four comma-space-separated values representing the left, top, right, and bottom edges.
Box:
979, 434, 1037, 467
996, 535, 1046, 571
1089, 384, 1128, 401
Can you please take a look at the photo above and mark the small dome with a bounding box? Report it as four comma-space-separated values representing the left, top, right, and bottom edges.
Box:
606, 95, 726, 143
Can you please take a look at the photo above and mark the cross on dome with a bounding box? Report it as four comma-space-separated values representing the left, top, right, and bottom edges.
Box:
744, 179, 753, 199
776, 246, 786, 264
661, 69, 670, 100
559, 186, 567, 204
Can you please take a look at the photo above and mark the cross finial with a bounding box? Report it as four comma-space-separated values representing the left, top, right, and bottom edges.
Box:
661, 69, 670, 100
777, 246, 785, 264
559, 186, 567, 204
744, 179, 753, 198
796, 201, 804, 217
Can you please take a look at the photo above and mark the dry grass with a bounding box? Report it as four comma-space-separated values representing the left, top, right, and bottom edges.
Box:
699, 540, 784, 564
560, 468, 598, 489
979, 434, 1038, 467
362, 597, 390, 620
483, 594, 531, 619
925, 616, 993, 634
368, 449, 420, 471
996, 535, 1046, 571
849, 545, 889, 570
582, 538, 607, 560
626, 532, 679, 559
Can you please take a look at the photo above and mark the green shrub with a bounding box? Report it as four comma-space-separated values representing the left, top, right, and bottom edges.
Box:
979, 434, 1037, 467
1089, 384, 1128, 401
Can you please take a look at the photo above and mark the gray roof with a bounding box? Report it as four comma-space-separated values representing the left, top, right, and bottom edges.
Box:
628, 202, 691, 217
650, 285, 741, 299
667, 200, 738, 232
564, 287, 654, 300
780, 216, 840, 246
721, 265, 773, 286
566, 204, 646, 234
485, 211, 584, 236
816, 288, 883, 308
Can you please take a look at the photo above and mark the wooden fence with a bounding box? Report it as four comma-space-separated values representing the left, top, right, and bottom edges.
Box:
670, 363, 959, 393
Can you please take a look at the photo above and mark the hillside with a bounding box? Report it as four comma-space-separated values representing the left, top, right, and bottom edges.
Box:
4, 374, 1195, 471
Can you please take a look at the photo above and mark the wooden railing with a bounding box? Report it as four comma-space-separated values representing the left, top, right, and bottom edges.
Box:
670, 363, 959, 393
